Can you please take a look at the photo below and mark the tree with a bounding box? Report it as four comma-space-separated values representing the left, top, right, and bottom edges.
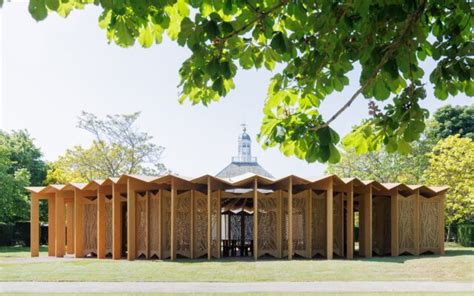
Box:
326, 139, 431, 184
0, 130, 47, 223
12, 0, 472, 163
424, 135, 474, 240
47, 112, 167, 183
427, 104, 474, 141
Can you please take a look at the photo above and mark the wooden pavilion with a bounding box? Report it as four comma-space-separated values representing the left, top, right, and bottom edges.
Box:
27, 173, 447, 260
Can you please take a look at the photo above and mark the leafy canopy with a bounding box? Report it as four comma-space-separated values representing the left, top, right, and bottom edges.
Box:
20, 0, 474, 163
424, 135, 474, 226
47, 112, 167, 183
427, 104, 474, 141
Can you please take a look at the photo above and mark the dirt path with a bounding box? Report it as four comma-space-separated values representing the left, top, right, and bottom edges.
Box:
1, 281, 473, 293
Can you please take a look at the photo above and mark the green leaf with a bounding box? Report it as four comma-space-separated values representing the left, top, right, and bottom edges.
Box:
239, 48, 254, 69
397, 139, 411, 154
29, 0, 48, 21
138, 24, 154, 48
434, 86, 448, 100
373, 78, 390, 100
328, 144, 341, 164
465, 81, 474, 96
177, 0, 189, 17
45, 0, 60, 11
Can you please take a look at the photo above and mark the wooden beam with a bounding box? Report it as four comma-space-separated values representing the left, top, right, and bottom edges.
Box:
346, 183, 354, 259
66, 201, 75, 255
253, 179, 258, 260
439, 193, 445, 255
390, 189, 399, 256
326, 178, 333, 259
30, 193, 39, 257
127, 178, 136, 261
112, 183, 122, 260
48, 194, 56, 256
207, 177, 212, 260
146, 191, 150, 259
97, 188, 106, 259
55, 192, 65, 257
170, 178, 177, 261
276, 190, 283, 258
74, 189, 84, 258
414, 189, 420, 256
190, 190, 195, 259
158, 189, 163, 259
288, 177, 293, 260
306, 189, 312, 259
217, 189, 222, 259
361, 185, 372, 257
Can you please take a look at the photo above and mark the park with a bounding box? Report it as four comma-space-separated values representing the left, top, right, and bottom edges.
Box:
0, 0, 473, 295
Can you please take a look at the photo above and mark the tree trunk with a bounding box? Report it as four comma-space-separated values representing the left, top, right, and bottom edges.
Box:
447, 223, 452, 242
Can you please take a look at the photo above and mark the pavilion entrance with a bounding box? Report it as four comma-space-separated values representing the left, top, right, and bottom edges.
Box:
221, 197, 254, 257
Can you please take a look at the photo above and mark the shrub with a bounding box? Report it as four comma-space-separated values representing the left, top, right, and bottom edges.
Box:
0, 223, 15, 246
457, 224, 474, 247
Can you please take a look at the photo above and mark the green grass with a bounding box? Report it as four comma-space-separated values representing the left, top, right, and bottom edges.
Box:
0, 244, 472, 282
5, 294, 474, 296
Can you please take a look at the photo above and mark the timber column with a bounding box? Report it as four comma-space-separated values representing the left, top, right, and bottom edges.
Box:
112, 183, 122, 259
97, 188, 106, 259
170, 178, 177, 260
127, 178, 137, 260
55, 191, 66, 257
207, 177, 212, 260
346, 183, 354, 259
48, 193, 56, 256
326, 177, 333, 259
253, 178, 258, 260
390, 189, 399, 256
74, 189, 84, 258
288, 177, 293, 260
30, 193, 40, 257
360, 184, 372, 257
66, 200, 75, 255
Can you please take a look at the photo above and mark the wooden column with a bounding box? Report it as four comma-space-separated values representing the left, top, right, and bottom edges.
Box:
326, 178, 333, 259
439, 193, 445, 255
414, 189, 420, 256
158, 189, 163, 259
112, 183, 122, 260
74, 189, 84, 258
170, 178, 177, 261
288, 177, 293, 260
48, 194, 56, 256
390, 189, 399, 256
190, 190, 195, 259
253, 179, 258, 260
55, 192, 65, 257
146, 191, 150, 258
217, 189, 222, 259
346, 184, 354, 259
66, 201, 75, 255
127, 178, 136, 261
276, 190, 283, 258
207, 177, 212, 260
360, 185, 372, 257
97, 188, 106, 259
306, 189, 312, 258
30, 193, 40, 257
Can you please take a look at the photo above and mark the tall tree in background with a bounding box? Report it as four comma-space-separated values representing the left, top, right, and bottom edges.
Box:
0, 130, 47, 223
427, 104, 474, 141
47, 112, 167, 183
424, 135, 474, 240
7, 0, 471, 164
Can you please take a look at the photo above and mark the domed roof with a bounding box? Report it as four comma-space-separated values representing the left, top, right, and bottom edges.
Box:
239, 131, 251, 141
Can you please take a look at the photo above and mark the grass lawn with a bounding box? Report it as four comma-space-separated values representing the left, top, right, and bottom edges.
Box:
0, 244, 472, 282
5, 294, 474, 296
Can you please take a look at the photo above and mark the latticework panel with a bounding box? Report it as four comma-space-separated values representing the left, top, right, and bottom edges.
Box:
161, 190, 171, 259
136, 193, 147, 257
149, 192, 160, 258
312, 192, 326, 257
177, 191, 191, 258
194, 191, 208, 258
293, 191, 307, 257
84, 202, 97, 256
420, 196, 442, 251
333, 193, 344, 257
282, 193, 288, 256
398, 194, 416, 254
105, 199, 113, 255
211, 191, 222, 258
372, 196, 391, 256
258, 192, 278, 257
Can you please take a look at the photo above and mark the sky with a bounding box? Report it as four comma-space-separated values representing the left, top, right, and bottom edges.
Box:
0, 2, 471, 179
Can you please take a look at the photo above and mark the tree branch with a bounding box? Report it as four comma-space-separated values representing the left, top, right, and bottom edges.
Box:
311, 0, 427, 131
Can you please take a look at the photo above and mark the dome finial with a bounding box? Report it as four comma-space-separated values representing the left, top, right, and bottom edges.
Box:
241, 123, 247, 133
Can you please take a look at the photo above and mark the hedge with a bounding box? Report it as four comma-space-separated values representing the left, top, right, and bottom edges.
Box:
457, 224, 474, 247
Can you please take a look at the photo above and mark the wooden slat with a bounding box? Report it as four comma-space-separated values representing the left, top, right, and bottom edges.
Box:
74, 189, 84, 258
326, 178, 333, 259
390, 189, 399, 256
190, 190, 195, 259
346, 184, 354, 259
253, 179, 258, 260
414, 189, 420, 256
97, 189, 106, 259
170, 178, 177, 260
146, 191, 150, 258
307, 189, 312, 259
30, 193, 39, 257
127, 178, 136, 260
217, 189, 222, 259
66, 201, 75, 255
439, 193, 445, 255
207, 177, 212, 260
277, 190, 283, 258
55, 192, 65, 257
48, 194, 56, 256
288, 177, 293, 260
112, 183, 122, 260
